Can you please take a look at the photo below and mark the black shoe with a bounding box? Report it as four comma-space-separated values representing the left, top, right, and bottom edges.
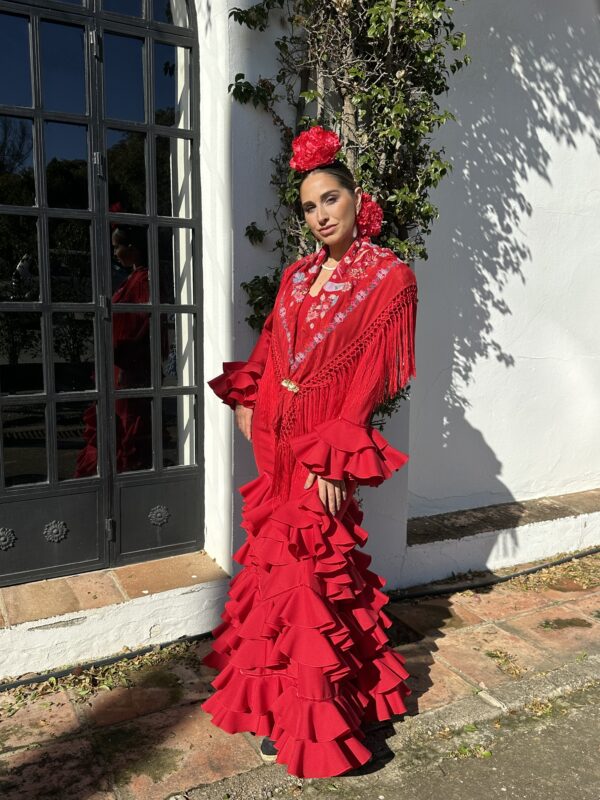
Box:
260, 736, 278, 762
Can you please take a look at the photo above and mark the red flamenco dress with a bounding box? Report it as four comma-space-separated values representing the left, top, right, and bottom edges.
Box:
202, 235, 418, 778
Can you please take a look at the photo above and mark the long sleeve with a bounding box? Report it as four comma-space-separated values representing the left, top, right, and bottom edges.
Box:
288, 280, 417, 487
207, 308, 275, 410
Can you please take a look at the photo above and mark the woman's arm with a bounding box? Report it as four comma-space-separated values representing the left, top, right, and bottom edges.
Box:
207, 258, 303, 411
207, 307, 275, 411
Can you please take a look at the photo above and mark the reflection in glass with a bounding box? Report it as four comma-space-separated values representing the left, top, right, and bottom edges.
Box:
57, 401, 97, 480
0, 15, 31, 108
116, 396, 153, 472
113, 311, 151, 389
163, 395, 195, 467
53, 312, 95, 392
111, 227, 150, 390
49, 218, 93, 302
45, 122, 88, 209
104, 0, 143, 16
161, 312, 194, 387
157, 226, 193, 304
110, 222, 148, 296
2, 404, 47, 487
0, 215, 39, 302
104, 34, 145, 123
0, 116, 35, 206
156, 136, 191, 217
0, 313, 43, 394
107, 130, 146, 215
154, 42, 190, 128
40, 22, 85, 115
154, 0, 189, 27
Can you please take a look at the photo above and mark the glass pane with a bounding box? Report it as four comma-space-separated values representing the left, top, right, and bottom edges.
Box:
162, 395, 195, 467
154, 0, 189, 27
45, 122, 88, 209
116, 396, 152, 472
156, 136, 191, 217
107, 130, 146, 215
49, 218, 92, 302
161, 312, 195, 387
113, 312, 151, 389
2, 404, 47, 487
0, 313, 43, 394
154, 42, 190, 128
104, 34, 145, 123
58, 400, 97, 480
0, 215, 39, 302
157, 226, 193, 304
40, 22, 85, 115
53, 312, 95, 392
111, 224, 151, 390
110, 224, 149, 296
0, 116, 35, 206
0, 15, 31, 107
104, 0, 143, 16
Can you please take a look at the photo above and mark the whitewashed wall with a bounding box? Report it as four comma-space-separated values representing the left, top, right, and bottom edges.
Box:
408, 0, 600, 517
198, 0, 234, 574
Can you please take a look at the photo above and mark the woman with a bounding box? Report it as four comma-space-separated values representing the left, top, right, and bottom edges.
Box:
75, 224, 152, 476
201, 127, 418, 778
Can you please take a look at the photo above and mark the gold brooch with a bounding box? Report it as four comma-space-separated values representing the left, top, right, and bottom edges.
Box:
281, 377, 300, 393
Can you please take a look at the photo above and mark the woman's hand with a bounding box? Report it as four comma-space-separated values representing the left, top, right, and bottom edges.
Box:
304, 471, 347, 515
234, 403, 253, 442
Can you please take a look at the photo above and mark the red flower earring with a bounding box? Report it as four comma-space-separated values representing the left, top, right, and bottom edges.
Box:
356, 193, 384, 238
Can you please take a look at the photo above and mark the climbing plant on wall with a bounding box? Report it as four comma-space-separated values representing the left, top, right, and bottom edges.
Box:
230, 0, 469, 422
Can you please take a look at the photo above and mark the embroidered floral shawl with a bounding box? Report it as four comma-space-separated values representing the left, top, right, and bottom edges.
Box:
209, 235, 418, 499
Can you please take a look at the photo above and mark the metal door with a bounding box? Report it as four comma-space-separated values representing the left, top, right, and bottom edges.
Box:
0, 0, 203, 587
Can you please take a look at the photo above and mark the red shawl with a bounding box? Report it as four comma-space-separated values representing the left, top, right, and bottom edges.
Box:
209, 235, 418, 500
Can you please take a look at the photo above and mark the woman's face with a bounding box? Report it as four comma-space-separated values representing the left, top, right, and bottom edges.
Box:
112, 232, 136, 268
300, 171, 362, 250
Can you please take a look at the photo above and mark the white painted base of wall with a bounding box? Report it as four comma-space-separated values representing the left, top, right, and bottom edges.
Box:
3, 511, 598, 680
0, 579, 229, 683
398, 510, 600, 590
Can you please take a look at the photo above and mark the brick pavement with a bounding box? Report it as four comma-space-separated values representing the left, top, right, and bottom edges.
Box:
0, 572, 598, 799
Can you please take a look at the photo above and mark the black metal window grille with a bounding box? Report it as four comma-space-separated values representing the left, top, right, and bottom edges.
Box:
0, 0, 203, 586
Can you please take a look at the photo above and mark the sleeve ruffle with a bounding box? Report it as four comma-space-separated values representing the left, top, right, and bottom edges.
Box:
289, 416, 409, 487
207, 360, 264, 410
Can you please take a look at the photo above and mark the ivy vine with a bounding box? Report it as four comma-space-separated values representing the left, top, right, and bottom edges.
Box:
230, 0, 470, 424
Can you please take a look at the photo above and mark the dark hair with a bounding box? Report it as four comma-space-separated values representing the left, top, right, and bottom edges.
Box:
296, 160, 357, 217
112, 224, 148, 262
298, 159, 357, 192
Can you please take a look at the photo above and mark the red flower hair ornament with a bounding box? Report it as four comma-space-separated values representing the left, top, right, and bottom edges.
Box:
290, 125, 384, 238
289, 125, 342, 172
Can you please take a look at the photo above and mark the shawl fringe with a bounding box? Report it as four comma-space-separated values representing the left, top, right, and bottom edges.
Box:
270, 283, 417, 500
296, 282, 417, 430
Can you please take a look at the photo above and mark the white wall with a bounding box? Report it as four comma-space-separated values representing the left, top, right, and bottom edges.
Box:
197, 0, 234, 573
408, 0, 600, 518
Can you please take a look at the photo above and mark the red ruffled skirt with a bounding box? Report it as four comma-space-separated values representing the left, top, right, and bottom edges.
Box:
200, 442, 412, 778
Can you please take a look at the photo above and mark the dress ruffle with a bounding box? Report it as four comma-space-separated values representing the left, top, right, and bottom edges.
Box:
207, 360, 264, 410
288, 416, 409, 487
200, 470, 412, 779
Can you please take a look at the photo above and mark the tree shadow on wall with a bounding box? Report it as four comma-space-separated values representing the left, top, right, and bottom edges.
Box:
409, 1, 600, 523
